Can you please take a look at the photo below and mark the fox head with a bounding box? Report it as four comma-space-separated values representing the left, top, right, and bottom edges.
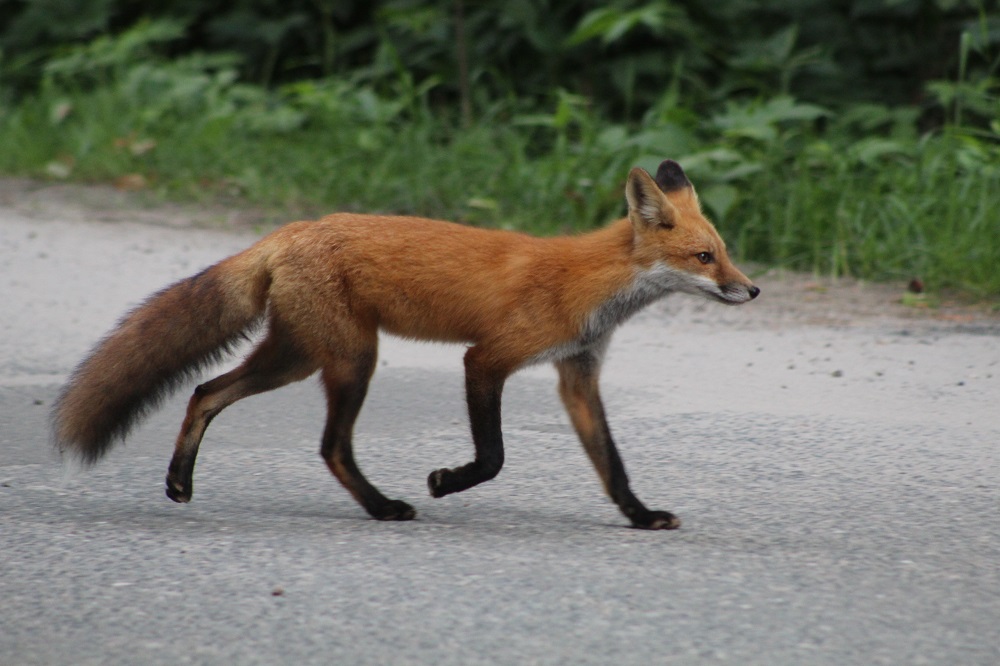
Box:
625, 160, 759, 305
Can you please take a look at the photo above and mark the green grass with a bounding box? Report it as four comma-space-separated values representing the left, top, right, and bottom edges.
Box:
731, 136, 1000, 295
1, 60, 998, 297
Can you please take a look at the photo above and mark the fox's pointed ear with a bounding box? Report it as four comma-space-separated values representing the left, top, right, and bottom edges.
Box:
654, 159, 692, 193
626, 167, 676, 229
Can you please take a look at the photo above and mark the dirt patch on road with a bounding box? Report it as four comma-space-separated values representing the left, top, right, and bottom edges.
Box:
735, 268, 1000, 334
0, 178, 272, 231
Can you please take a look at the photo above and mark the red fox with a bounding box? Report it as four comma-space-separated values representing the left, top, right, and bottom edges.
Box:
52, 160, 758, 529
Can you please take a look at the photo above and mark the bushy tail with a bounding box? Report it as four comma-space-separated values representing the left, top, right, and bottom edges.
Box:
52, 251, 270, 462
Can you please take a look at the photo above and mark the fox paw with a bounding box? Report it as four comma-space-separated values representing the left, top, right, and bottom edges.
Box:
427, 468, 451, 498
631, 510, 681, 530
372, 500, 416, 521
165, 476, 192, 503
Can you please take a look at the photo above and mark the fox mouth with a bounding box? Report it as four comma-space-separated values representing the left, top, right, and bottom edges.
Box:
713, 284, 758, 305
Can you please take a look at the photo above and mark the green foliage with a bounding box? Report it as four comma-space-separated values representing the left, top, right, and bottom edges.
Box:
567, 3, 696, 46
0, 0, 998, 295
2, 0, 995, 113
41, 18, 186, 88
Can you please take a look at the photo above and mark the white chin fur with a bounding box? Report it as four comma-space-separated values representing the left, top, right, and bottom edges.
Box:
642, 264, 752, 305
714, 283, 755, 304
642, 264, 718, 299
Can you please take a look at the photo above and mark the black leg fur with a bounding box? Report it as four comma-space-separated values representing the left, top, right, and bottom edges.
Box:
321, 353, 415, 521
428, 349, 506, 498
556, 353, 680, 530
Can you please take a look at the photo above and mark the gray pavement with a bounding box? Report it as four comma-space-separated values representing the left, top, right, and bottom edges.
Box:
2, 207, 999, 665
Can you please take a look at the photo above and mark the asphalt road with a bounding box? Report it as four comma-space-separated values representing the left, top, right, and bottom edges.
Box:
2, 203, 999, 665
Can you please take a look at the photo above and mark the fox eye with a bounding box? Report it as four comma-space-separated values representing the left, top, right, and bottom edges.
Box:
696, 252, 714, 264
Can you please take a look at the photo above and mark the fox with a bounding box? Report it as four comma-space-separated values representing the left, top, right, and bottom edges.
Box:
52, 160, 758, 530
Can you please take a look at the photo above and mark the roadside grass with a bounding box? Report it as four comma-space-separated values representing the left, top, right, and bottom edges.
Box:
733, 136, 1000, 296
1, 56, 998, 296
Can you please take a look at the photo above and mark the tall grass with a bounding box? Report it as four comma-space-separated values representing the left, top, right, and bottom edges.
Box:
734, 137, 1000, 294
0, 23, 998, 296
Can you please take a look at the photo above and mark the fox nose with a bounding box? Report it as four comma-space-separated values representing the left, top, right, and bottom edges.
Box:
748, 285, 760, 299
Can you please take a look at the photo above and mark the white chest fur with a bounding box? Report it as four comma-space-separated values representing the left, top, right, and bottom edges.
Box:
524, 262, 681, 367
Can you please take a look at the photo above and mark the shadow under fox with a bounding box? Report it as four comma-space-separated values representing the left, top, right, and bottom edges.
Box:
52, 160, 758, 529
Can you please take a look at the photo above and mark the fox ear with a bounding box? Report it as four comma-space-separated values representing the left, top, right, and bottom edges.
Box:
654, 159, 692, 193
626, 167, 675, 229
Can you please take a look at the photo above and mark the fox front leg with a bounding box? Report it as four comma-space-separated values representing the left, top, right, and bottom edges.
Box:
556, 352, 680, 530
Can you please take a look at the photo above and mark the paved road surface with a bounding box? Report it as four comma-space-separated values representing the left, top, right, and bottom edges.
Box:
2, 204, 998, 664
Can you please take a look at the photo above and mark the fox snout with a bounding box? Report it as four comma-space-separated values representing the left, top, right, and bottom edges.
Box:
705, 278, 759, 305
716, 281, 760, 305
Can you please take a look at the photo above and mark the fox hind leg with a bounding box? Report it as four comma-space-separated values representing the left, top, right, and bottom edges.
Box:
166, 322, 316, 503
319, 342, 415, 521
